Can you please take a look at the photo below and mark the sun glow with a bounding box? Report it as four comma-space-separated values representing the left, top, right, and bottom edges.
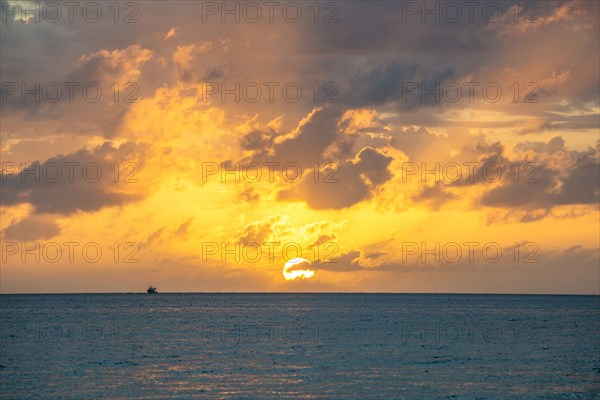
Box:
283, 258, 315, 281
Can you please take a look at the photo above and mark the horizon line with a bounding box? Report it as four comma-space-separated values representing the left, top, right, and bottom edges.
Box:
1, 291, 598, 296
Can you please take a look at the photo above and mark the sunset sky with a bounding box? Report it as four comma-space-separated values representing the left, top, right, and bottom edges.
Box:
1, 0, 598, 293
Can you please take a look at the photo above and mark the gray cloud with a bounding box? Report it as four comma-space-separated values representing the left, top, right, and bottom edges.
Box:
412, 182, 457, 208
346, 61, 455, 109
0, 142, 146, 215
480, 141, 599, 209
249, 107, 346, 168
278, 146, 393, 209
315, 250, 363, 272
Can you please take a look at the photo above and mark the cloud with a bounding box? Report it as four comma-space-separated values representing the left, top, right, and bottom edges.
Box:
278, 146, 393, 209
172, 42, 229, 82
139, 227, 166, 250
359, 245, 599, 294
0, 44, 154, 131
480, 138, 599, 210
486, 3, 587, 38
67, 44, 153, 84
412, 182, 457, 209
163, 27, 179, 41
174, 218, 194, 239
138, 218, 197, 250
173, 42, 212, 68
389, 132, 599, 218
0, 142, 147, 215
337, 108, 390, 136
1, 0, 598, 293
2, 215, 61, 241
240, 128, 278, 151
315, 250, 363, 272
238, 107, 395, 209
249, 107, 346, 168
237, 215, 287, 245
311, 233, 337, 247
346, 61, 455, 109
314, 247, 387, 272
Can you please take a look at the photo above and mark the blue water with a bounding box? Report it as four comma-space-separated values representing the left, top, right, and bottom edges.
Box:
1, 294, 599, 399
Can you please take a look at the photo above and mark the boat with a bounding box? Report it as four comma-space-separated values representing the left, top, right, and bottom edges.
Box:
147, 286, 158, 294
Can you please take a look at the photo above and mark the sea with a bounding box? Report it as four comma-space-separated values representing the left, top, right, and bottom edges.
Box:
1, 294, 598, 399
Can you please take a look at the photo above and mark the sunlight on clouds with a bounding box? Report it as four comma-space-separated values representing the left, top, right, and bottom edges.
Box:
1, 0, 598, 293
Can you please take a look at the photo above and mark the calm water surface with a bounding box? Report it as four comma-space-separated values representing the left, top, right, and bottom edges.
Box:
1, 294, 598, 399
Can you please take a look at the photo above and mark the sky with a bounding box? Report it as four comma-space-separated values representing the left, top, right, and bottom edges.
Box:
0, 0, 598, 294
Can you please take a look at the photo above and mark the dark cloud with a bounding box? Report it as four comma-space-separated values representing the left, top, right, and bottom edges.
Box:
480, 142, 599, 209
365, 251, 388, 259
392, 132, 599, 217
240, 129, 277, 151
315, 250, 363, 272
278, 146, 393, 210
1, 44, 152, 123
285, 258, 312, 273
346, 61, 455, 109
250, 107, 346, 168
0, 142, 146, 215
451, 141, 510, 187
241, 106, 396, 209
412, 182, 457, 209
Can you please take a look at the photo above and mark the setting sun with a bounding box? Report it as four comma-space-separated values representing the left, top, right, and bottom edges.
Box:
283, 258, 315, 280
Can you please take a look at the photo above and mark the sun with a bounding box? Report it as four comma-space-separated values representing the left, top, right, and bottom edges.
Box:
283, 258, 315, 281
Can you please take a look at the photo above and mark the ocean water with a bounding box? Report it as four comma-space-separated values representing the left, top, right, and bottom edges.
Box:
0, 294, 598, 399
